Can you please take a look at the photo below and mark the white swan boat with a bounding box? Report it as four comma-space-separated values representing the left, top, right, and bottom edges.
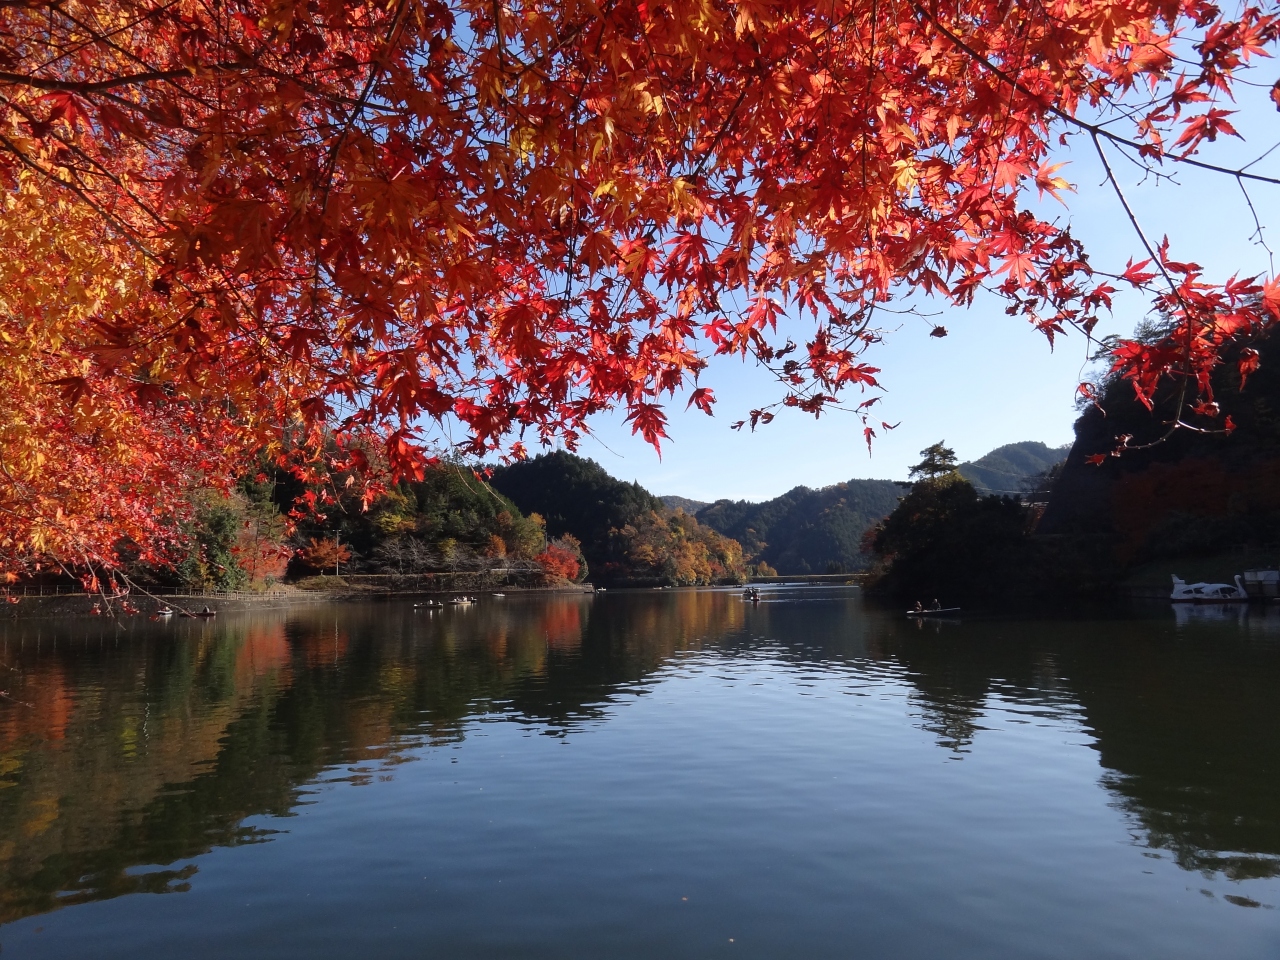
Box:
1170, 574, 1248, 602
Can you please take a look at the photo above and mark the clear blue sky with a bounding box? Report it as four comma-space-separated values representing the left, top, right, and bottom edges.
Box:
545, 90, 1280, 503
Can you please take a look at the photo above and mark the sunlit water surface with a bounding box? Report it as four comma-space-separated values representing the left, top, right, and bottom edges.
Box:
2, 588, 1279, 958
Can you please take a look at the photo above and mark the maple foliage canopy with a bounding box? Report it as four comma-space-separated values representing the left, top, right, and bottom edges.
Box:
3, 0, 1280, 569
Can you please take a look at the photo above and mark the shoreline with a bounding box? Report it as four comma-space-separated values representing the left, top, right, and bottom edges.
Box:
0, 582, 597, 621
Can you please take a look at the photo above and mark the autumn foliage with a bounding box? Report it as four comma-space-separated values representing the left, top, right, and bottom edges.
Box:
296, 537, 352, 573
608, 510, 746, 585
536, 538, 584, 583
2, 0, 1280, 572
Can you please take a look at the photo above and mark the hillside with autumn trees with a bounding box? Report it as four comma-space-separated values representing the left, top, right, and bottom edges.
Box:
104, 459, 588, 591
104, 451, 745, 593
1, 0, 1279, 583
490, 452, 748, 585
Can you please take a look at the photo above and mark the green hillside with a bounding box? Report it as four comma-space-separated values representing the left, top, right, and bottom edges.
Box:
696, 480, 902, 574
957, 441, 1070, 496
489, 451, 660, 550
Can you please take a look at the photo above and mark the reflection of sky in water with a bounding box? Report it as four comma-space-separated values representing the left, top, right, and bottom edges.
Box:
1, 591, 1279, 957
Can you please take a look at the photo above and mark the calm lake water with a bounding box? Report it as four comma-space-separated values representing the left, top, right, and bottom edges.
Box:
2, 587, 1279, 958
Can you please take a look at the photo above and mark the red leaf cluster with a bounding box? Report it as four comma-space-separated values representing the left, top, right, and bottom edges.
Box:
0, 0, 1277, 566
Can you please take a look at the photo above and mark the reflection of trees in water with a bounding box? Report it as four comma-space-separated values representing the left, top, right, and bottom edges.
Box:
500, 591, 746, 730
0, 615, 297, 923
0, 591, 748, 922
911, 695, 983, 753
876, 613, 1280, 884
1051, 620, 1280, 882
3, 598, 1280, 922
896, 642, 989, 754
870, 624, 999, 754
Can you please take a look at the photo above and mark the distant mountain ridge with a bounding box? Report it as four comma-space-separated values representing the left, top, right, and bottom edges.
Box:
660, 495, 710, 514
695, 479, 902, 575
492, 441, 1066, 580
958, 441, 1070, 496
688, 440, 1067, 574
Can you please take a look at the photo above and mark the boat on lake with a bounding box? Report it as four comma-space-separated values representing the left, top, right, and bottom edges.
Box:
1170, 575, 1248, 602
907, 607, 961, 617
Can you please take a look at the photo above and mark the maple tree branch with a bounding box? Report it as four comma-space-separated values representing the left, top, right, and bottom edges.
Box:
1090, 133, 1180, 296
0, 95, 169, 228
24, 0, 184, 75
912, 2, 1280, 188
314, 0, 412, 244
513, 18, 591, 83
0, 64, 248, 94
0, 132, 162, 265
1090, 133, 1200, 450
689, 84, 751, 179
39, 2, 233, 115
1237, 175, 1276, 276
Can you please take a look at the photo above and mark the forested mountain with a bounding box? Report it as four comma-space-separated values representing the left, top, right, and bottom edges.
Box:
489, 452, 746, 585
696, 480, 902, 574
489, 451, 662, 549
957, 441, 1070, 496
325, 464, 559, 578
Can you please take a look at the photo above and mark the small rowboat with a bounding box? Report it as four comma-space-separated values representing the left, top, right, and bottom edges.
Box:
907, 607, 960, 617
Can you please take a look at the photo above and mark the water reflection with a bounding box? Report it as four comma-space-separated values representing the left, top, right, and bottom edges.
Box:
1172, 602, 1249, 627
1, 590, 1279, 928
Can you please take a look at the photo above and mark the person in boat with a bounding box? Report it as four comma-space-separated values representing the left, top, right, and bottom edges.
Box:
913, 601, 923, 612
929, 599, 941, 611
